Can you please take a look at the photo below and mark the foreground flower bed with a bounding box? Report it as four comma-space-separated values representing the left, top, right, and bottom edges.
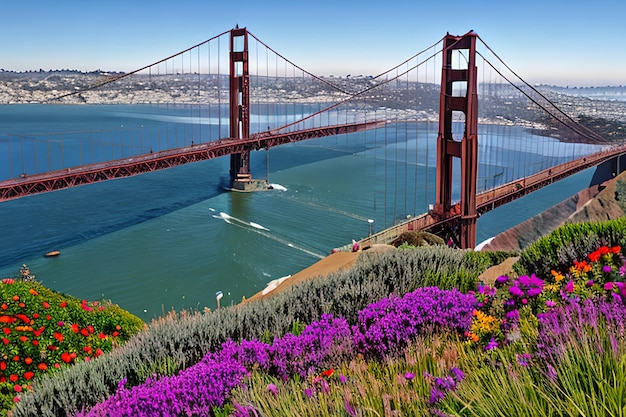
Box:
0, 272, 144, 415
74, 244, 626, 416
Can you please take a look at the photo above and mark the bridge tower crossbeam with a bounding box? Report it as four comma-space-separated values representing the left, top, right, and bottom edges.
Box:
434, 31, 479, 249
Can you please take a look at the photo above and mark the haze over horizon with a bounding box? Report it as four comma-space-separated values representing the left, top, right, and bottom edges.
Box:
2, 0, 623, 87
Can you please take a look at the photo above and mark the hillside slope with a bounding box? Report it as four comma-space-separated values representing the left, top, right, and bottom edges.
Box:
480, 171, 626, 252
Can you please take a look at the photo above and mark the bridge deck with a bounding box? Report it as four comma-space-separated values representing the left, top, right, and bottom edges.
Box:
359, 145, 625, 248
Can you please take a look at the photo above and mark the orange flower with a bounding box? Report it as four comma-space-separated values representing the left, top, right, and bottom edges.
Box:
24, 357, 32, 365
0, 316, 16, 324
12, 295, 19, 302
29, 289, 38, 296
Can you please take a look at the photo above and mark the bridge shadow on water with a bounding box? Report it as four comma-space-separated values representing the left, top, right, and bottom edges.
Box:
0, 160, 227, 270
0, 136, 365, 270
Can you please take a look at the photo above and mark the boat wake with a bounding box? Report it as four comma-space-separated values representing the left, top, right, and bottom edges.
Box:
213, 211, 324, 259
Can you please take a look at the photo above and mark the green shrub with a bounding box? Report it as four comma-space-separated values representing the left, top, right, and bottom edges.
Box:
0, 278, 143, 416
515, 217, 626, 278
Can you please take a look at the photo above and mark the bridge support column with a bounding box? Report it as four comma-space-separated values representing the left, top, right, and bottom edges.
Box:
434, 32, 479, 249
228, 26, 267, 192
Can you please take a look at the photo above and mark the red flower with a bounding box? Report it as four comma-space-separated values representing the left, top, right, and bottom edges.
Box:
3, 327, 10, 335
12, 356, 19, 362
38, 363, 48, 371
15, 314, 30, 323
24, 357, 32, 365
0, 361, 6, 371
32, 313, 39, 319
98, 332, 106, 339
588, 250, 601, 262
321, 369, 335, 377
47, 345, 58, 351
42, 302, 50, 309
87, 325, 94, 334
18, 302, 25, 308
45, 315, 52, 320
9, 374, 18, 382
61, 352, 72, 363
0, 316, 16, 324
1, 304, 7, 310
112, 331, 119, 337
33, 326, 45, 337
83, 346, 92, 353
611, 246, 621, 254
95, 348, 103, 357
80, 328, 89, 337
24, 372, 34, 380
19, 336, 28, 343
53, 332, 64, 343
32, 340, 38, 346
13, 384, 22, 393
59, 302, 67, 308
2, 338, 9, 345
71, 324, 79, 333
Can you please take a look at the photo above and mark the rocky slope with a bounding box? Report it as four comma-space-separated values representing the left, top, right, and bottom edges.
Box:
480, 171, 626, 252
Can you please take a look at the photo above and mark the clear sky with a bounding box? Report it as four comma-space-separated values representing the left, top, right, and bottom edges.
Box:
2, 0, 623, 87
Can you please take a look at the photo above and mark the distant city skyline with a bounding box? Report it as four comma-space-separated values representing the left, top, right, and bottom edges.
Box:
2, 0, 623, 87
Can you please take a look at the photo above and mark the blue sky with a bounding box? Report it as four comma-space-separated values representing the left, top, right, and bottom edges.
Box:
2, 0, 623, 86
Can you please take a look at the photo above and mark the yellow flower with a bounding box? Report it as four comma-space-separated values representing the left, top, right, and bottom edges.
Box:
551, 269, 564, 282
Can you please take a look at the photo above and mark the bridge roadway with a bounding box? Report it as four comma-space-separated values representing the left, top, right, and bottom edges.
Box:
0, 120, 386, 202
359, 144, 626, 249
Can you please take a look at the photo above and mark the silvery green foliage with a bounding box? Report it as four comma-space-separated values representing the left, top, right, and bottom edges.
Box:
11, 246, 492, 417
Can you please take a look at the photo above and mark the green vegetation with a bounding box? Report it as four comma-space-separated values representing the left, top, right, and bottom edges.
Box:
6, 217, 626, 416
0, 269, 144, 416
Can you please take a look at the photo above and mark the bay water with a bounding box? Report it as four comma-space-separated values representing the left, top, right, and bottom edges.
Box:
0, 105, 599, 321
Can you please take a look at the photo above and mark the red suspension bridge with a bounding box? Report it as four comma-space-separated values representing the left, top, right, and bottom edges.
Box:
1, 28, 625, 249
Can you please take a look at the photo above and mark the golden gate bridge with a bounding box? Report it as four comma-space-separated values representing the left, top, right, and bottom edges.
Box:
1, 28, 625, 249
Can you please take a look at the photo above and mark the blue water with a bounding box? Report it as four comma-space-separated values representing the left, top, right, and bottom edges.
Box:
0, 105, 601, 321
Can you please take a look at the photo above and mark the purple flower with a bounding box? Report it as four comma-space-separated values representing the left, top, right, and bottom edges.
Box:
450, 367, 465, 382
509, 286, 524, 298
495, 275, 509, 287
266, 383, 277, 395
339, 374, 347, 383
304, 388, 314, 399
404, 372, 415, 381
586, 280, 595, 287
516, 353, 531, 367
545, 300, 556, 308
603, 265, 613, 273
565, 280, 575, 293
604, 282, 614, 291
485, 338, 498, 351
620, 264, 626, 276
344, 399, 357, 416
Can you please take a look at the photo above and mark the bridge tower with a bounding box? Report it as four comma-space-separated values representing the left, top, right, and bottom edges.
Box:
434, 31, 479, 249
228, 26, 267, 191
